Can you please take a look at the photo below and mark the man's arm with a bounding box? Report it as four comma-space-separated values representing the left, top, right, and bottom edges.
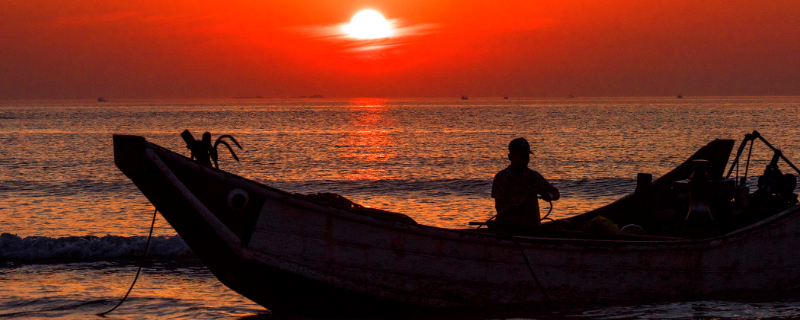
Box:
540, 188, 560, 202
534, 173, 560, 202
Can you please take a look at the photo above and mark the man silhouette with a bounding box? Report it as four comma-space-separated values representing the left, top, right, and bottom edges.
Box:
491, 138, 560, 228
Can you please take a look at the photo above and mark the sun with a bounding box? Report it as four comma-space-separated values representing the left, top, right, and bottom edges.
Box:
343, 10, 392, 39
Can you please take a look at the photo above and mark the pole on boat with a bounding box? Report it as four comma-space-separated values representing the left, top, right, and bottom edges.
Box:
726, 130, 800, 179
752, 132, 800, 176
726, 132, 758, 179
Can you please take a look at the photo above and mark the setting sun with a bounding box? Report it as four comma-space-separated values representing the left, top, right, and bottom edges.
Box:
343, 10, 392, 39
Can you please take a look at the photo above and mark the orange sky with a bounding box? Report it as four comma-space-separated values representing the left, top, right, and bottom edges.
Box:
1, 0, 799, 98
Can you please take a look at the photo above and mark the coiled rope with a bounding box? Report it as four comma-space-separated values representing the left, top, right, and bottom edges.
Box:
97, 207, 158, 316
474, 199, 554, 302
510, 200, 552, 302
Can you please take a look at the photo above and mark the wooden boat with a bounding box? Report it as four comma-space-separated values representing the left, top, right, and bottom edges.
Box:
113, 132, 800, 314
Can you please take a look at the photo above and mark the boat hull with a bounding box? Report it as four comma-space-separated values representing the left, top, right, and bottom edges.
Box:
113, 135, 800, 314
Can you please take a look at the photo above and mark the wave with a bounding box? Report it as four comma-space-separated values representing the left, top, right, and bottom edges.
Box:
272, 177, 637, 199
0, 233, 194, 263
2, 172, 640, 200
0, 179, 138, 197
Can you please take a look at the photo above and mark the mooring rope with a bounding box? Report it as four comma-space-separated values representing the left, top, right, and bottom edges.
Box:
97, 207, 158, 317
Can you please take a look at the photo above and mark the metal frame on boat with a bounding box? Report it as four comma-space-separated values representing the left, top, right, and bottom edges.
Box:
113, 133, 800, 314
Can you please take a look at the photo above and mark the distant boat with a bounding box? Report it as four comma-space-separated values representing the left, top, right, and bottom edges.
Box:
567, 95, 575, 98
97, 97, 107, 102
461, 96, 468, 100
503, 96, 509, 99
677, 94, 683, 99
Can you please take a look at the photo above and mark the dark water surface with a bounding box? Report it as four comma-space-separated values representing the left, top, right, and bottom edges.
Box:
2, 97, 800, 318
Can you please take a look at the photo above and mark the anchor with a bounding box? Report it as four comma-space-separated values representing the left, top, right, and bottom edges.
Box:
180, 129, 242, 169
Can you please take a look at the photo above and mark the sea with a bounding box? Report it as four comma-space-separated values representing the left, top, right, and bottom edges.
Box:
2, 96, 800, 319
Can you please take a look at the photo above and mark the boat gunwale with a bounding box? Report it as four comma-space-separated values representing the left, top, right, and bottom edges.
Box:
145, 138, 800, 251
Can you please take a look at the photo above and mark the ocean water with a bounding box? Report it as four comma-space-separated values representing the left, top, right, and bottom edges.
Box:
2, 97, 800, 319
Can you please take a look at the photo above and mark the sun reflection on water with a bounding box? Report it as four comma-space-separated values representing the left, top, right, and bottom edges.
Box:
339, 99, 395, 180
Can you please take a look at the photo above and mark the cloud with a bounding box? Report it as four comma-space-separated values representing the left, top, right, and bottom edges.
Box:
289, 19, 439, 52
387, 20, 439, 38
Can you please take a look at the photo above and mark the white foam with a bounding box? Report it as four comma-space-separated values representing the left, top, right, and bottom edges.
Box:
0, 233, 193, 262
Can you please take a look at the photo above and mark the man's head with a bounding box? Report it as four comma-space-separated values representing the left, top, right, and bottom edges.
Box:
508, 137, 532, 168
508, 138, 533, 155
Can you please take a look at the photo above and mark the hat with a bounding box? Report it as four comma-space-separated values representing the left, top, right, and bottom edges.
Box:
508, 137, 533, 154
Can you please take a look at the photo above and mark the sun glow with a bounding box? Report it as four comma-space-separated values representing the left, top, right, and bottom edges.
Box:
343, 10, 392, 39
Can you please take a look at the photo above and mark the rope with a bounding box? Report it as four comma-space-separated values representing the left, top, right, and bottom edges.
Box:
514, 199, 552, 302
540, 199, 554, 221
476, 200, 554, 302
509, 236, 551, 302
97, 207, 158, 317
